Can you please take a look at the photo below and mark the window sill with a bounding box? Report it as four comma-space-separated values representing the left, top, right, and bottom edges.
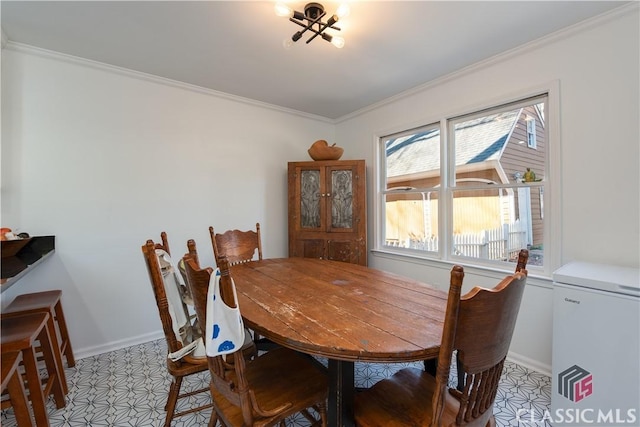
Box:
370, 248, 553, 290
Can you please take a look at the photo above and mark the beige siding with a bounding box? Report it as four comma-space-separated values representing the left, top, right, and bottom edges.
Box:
501, 106, 546, 247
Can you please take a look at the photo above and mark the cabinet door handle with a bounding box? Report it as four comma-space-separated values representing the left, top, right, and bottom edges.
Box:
326, 193, 331, 197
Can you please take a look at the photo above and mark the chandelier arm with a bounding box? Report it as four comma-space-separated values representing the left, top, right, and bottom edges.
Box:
289, 18, 335, 32
291, 18, 339, 32
289, 18, 311, 29
289, 10, 326, 41
306, 14, 339, 44
299, 26, 323, 44
305, 26, 323, 43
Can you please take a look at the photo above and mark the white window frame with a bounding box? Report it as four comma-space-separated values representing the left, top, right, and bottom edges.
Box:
373, 82, 561, 278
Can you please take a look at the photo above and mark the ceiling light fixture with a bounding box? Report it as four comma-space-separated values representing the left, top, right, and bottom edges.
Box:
275, 2, 350, 49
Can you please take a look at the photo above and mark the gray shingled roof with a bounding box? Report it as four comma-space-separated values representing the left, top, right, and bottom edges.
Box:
386, 109, 520, 178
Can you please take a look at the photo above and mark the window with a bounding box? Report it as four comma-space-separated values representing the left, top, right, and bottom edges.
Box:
379, 94, 548, 270
527, 116, 537, 149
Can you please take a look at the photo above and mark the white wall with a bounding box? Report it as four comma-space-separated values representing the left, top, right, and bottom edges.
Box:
0, 47, 335, 357
335, 6, 639, 373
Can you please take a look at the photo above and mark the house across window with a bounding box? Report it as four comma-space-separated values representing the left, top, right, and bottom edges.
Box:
527, 116, 537, 149
380, 94, 547, 269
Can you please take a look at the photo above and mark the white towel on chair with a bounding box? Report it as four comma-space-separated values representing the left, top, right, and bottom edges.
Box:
155, 249, 207, 361
205, 268, 246, 357
156, 249, 189, 342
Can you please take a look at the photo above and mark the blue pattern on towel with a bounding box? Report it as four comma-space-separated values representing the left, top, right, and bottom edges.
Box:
217, 340, 235, 353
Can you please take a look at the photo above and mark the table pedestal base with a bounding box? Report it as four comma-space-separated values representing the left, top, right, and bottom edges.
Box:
328, 360, 355, 427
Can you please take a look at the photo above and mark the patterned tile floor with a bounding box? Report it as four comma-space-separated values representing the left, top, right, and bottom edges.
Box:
1, 339, 551, 426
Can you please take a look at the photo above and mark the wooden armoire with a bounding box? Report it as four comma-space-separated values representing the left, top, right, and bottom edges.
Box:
288, 159, 367, 266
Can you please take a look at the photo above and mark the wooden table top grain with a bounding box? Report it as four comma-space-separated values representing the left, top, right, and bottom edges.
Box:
230, 257, 448, 426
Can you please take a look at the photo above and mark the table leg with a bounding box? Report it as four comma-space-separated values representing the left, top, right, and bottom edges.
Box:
424, 357, 437, 375
328, 359, 355, 427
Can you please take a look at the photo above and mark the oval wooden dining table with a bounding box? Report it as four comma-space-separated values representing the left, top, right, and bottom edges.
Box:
230, 257, 448, 427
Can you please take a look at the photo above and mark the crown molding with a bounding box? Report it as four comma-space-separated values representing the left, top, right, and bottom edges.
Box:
3, 1, 635, 126
2, 40, 335, 124
336, 2, 639, 124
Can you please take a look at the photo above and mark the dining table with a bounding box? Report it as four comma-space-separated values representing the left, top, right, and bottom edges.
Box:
230, 257, 448, 427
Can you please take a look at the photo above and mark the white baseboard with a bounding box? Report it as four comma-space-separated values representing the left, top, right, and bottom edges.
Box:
73, 331, 164, 360
507, 350, 552, 377
72, 331, 552, 378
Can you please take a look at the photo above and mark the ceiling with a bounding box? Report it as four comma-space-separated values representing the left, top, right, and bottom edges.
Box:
1, 1, 629, 120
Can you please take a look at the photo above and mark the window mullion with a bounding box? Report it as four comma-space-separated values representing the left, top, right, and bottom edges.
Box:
440, 118, 452, 260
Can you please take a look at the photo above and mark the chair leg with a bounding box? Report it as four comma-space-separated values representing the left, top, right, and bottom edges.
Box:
43, 312, 68, 394
3, 352, 35, 427
318, 401, 327, 427
21, 347, 50, 426
53, 300, 76, 367
7, 370, 34, 427
423, 358, 437, 375
164, 376, 182, 427
38, 323, 66, 409
208, 411, 218, 427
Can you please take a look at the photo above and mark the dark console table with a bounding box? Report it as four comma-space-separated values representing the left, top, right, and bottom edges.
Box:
1, 235, 55, 293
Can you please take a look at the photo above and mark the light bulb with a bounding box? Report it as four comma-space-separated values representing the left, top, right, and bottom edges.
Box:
331, 36, 345, 49
336, 3, 350, 18
283, 38, 294, 49
274, 2, 293, 17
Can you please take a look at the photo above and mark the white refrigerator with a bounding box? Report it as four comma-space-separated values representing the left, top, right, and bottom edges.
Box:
552, 262, 640, 426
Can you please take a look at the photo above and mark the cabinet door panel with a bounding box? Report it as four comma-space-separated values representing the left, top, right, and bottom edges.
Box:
292, 239, 326, 259
327, 240, 357, 264
300, 169, 322, 229
329, 169, 354, 230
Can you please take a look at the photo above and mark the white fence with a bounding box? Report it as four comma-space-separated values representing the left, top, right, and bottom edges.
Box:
386, 220, 527, 261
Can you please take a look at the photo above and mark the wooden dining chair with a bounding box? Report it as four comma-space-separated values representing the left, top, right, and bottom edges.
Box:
182, 254, 329, 427
141, 234, 213, 427
423, 249, 530, 386
179, 239, 258, 363
354, 260, 528, 427
452, 248, 529, 391
209, 223, 277, 351
209, 223, 262, 266
514, 248, 529, 275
